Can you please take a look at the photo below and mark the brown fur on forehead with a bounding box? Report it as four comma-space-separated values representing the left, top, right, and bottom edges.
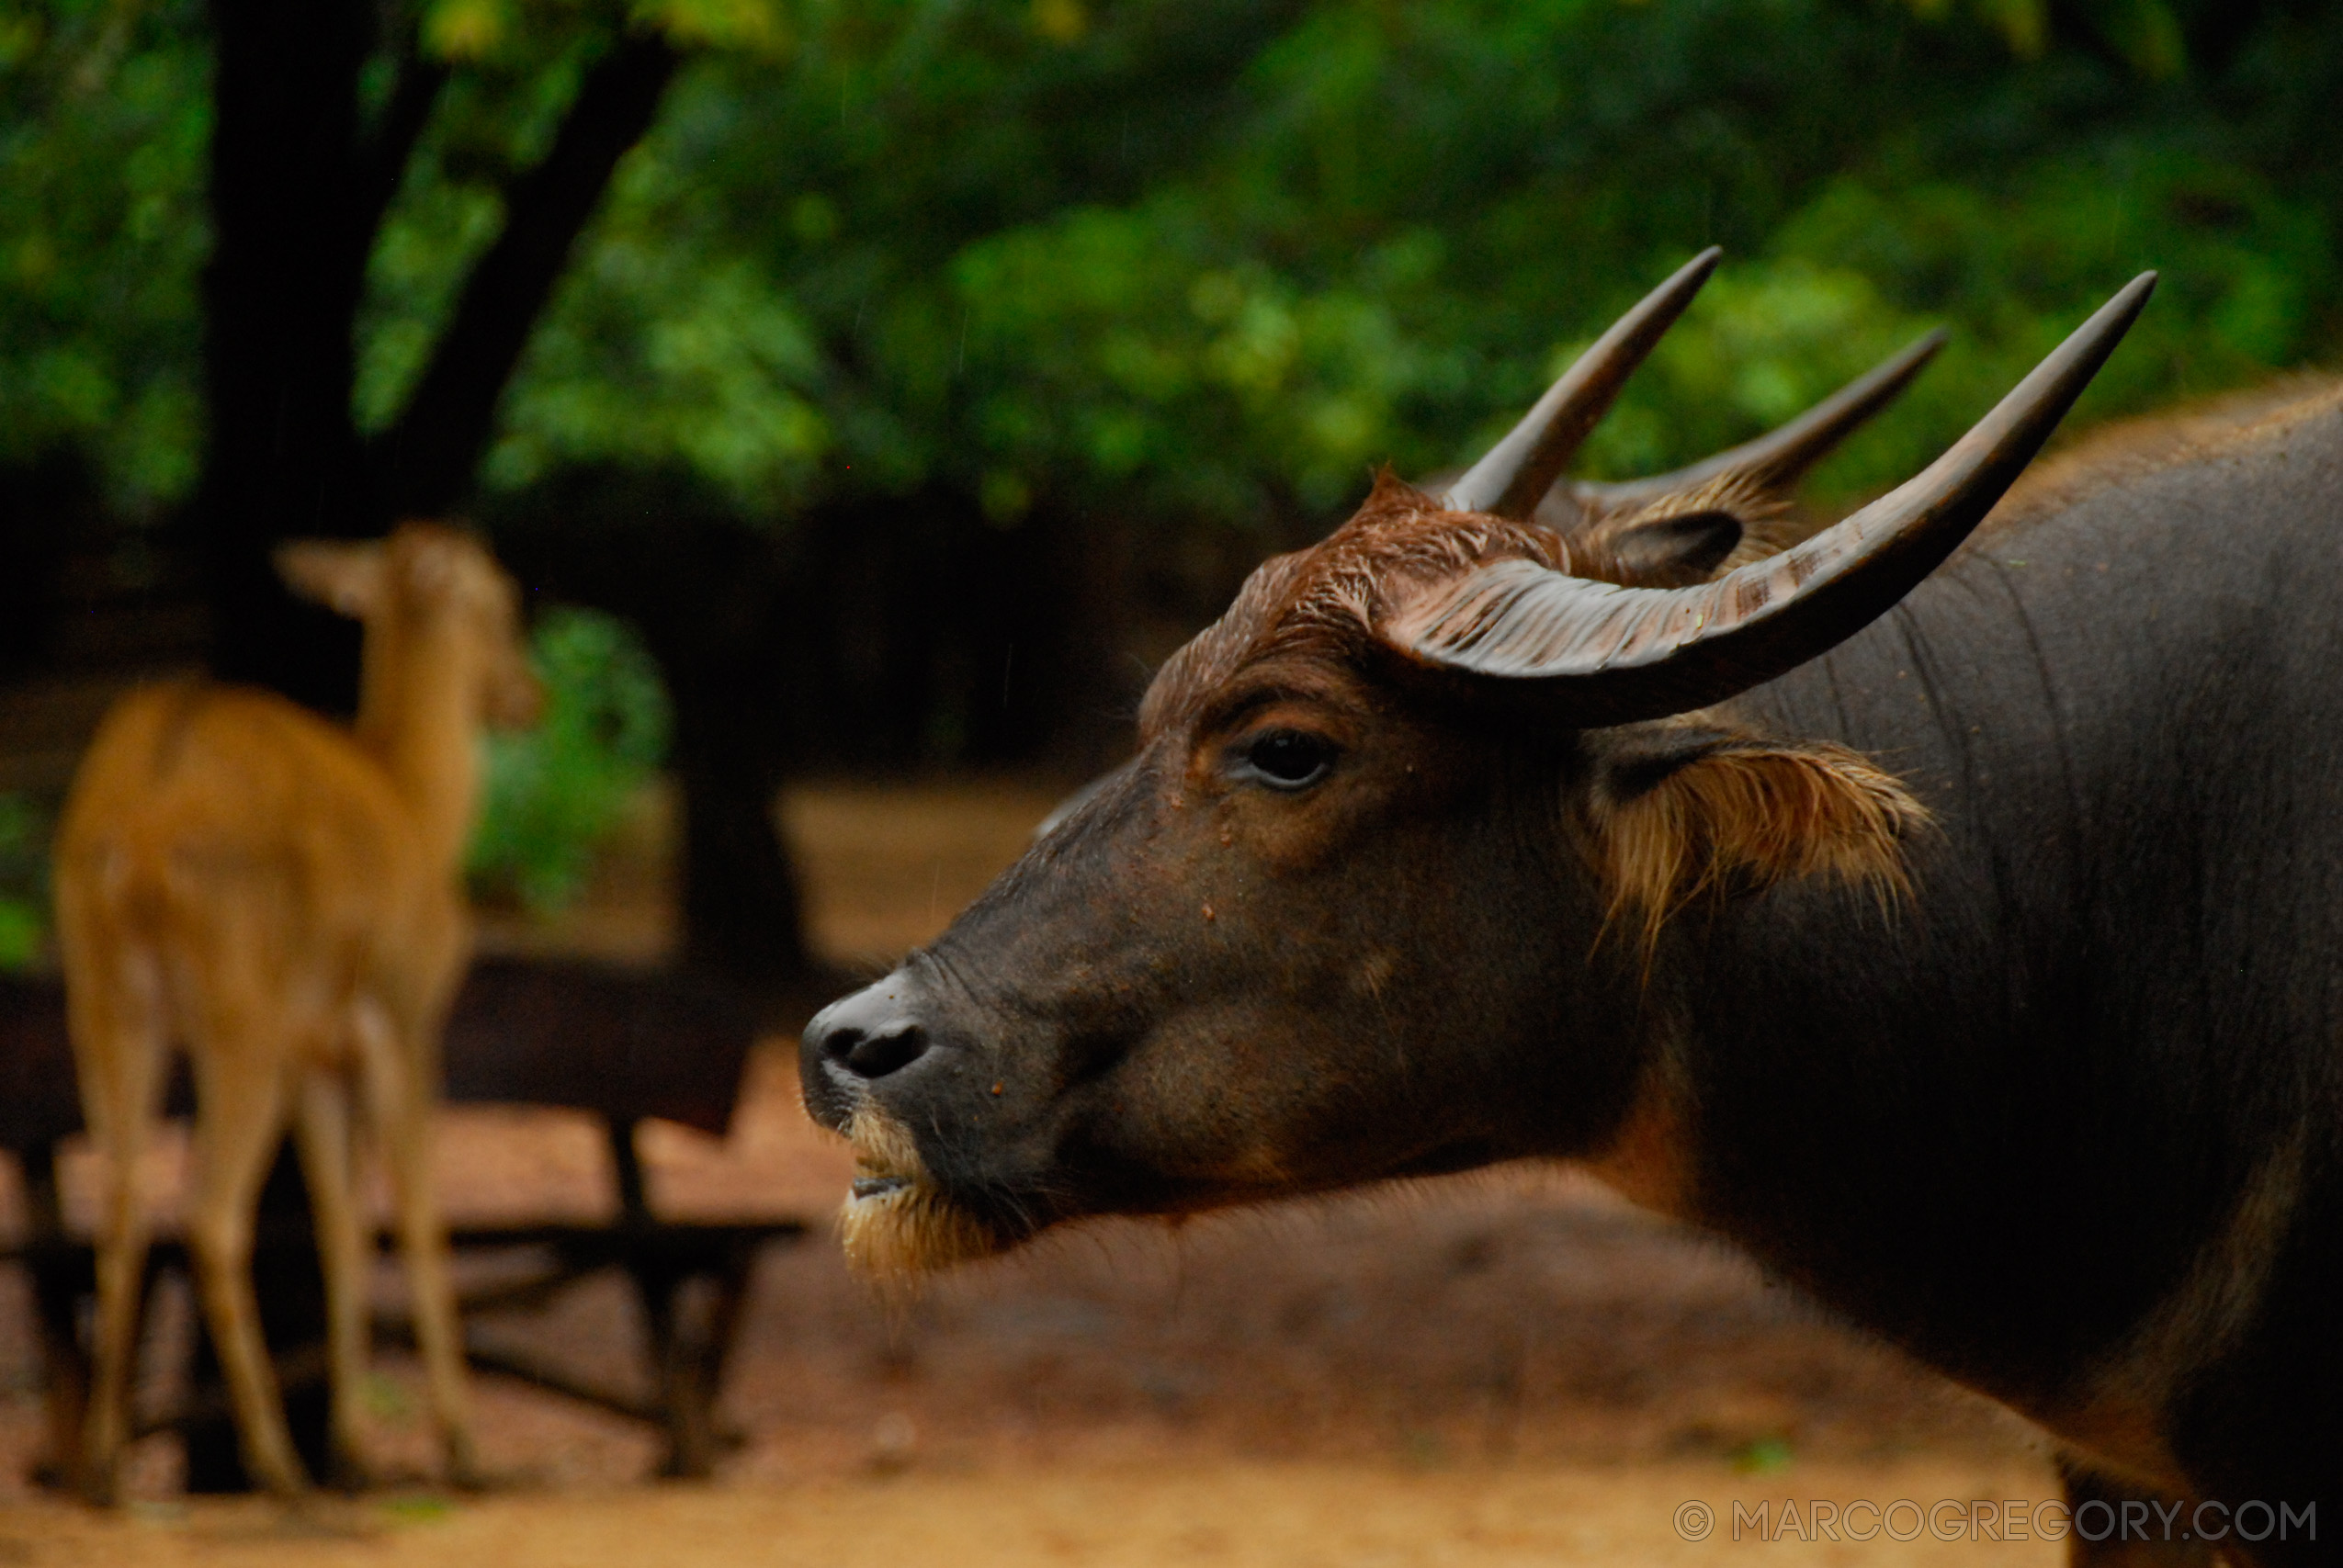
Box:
1140, 471, 1591, 737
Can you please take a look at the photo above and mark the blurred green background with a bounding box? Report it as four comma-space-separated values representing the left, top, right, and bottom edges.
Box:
0, 0, 2337, 967
8, 0, 2337, 521
468, 604, 671, 914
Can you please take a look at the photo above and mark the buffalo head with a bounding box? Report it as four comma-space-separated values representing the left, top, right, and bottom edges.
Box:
801, 257, 2155, 1276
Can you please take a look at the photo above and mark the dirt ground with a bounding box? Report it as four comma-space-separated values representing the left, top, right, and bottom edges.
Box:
0, 777, 2071, 1564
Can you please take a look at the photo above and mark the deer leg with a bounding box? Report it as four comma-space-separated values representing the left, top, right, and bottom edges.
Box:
292, 1069, 368, 1490
358, 1009, 477, 1487
187, 1054, 307, 1498
63, 946, 165, 1506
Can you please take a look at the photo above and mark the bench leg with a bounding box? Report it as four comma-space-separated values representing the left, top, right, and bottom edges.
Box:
698, 1239, 754, 1420
640, 1266, 698, 1479
606, 1118, 755, 1480
647, 1240, 754, 1480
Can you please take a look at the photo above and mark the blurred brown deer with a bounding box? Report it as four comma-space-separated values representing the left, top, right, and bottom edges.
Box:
55, 524, 541, 1500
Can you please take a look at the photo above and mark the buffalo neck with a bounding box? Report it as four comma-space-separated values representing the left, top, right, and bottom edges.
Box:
1652, 390, 2343, 1420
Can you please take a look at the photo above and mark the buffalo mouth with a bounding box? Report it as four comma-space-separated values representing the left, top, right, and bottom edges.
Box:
837, 1111, 1013, 1279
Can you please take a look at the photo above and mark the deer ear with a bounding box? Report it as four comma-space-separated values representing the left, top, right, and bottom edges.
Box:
275, 540, 387, 619
1590, 722, 1926, 941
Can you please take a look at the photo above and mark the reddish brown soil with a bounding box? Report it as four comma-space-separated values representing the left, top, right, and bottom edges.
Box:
0, 779, 2066, 1563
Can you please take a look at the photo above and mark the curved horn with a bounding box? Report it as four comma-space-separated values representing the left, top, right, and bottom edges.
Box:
1387, 274, 2156, 726
1442, 248, 1721, 519
1556, 327, 1948, 522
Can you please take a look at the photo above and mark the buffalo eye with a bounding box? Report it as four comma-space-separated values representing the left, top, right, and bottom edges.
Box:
1229, 728, 1338, 792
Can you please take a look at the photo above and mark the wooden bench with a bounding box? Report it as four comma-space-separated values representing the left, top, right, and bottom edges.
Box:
0, 959, 809, 1483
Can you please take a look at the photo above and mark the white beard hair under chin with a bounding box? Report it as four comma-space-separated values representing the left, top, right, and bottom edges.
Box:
840, 1109, 1001, 1281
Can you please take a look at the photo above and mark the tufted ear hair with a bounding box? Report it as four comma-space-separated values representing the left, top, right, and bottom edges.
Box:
1577, 469, 1784, 587
275, 539, 387, 620
1586, 720, 1927, 945
1594, 509, 1744, 588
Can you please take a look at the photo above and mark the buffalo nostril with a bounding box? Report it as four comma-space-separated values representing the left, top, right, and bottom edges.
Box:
828, 1022, 930, 1080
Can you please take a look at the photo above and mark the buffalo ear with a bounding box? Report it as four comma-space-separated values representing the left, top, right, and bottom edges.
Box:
1589, 724, 1927, 941
275, 539, 387, 620
1596, 509, 1743, 587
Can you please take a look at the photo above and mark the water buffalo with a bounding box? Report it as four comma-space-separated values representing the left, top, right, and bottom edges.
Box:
803, 256, 2340, 1560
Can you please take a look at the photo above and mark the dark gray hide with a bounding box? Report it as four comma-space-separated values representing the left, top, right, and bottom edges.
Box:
805, 366, 2343, 1556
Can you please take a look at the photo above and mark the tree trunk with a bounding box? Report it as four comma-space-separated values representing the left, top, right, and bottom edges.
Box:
667, 646, 812, 994
197, 0, 375, 714
370, 34, 677, 518
178, 0, 380, 1487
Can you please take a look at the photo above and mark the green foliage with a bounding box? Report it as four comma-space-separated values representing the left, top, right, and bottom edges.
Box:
1898, 0, 2185, 75
468, 605, 671, 915
482, 0, 2343, 538
484, 231, 831, 498
0, 0, 208, 512
10, 0, 2343, 545
354, 0, 796, 446
0, 790, 52, 972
